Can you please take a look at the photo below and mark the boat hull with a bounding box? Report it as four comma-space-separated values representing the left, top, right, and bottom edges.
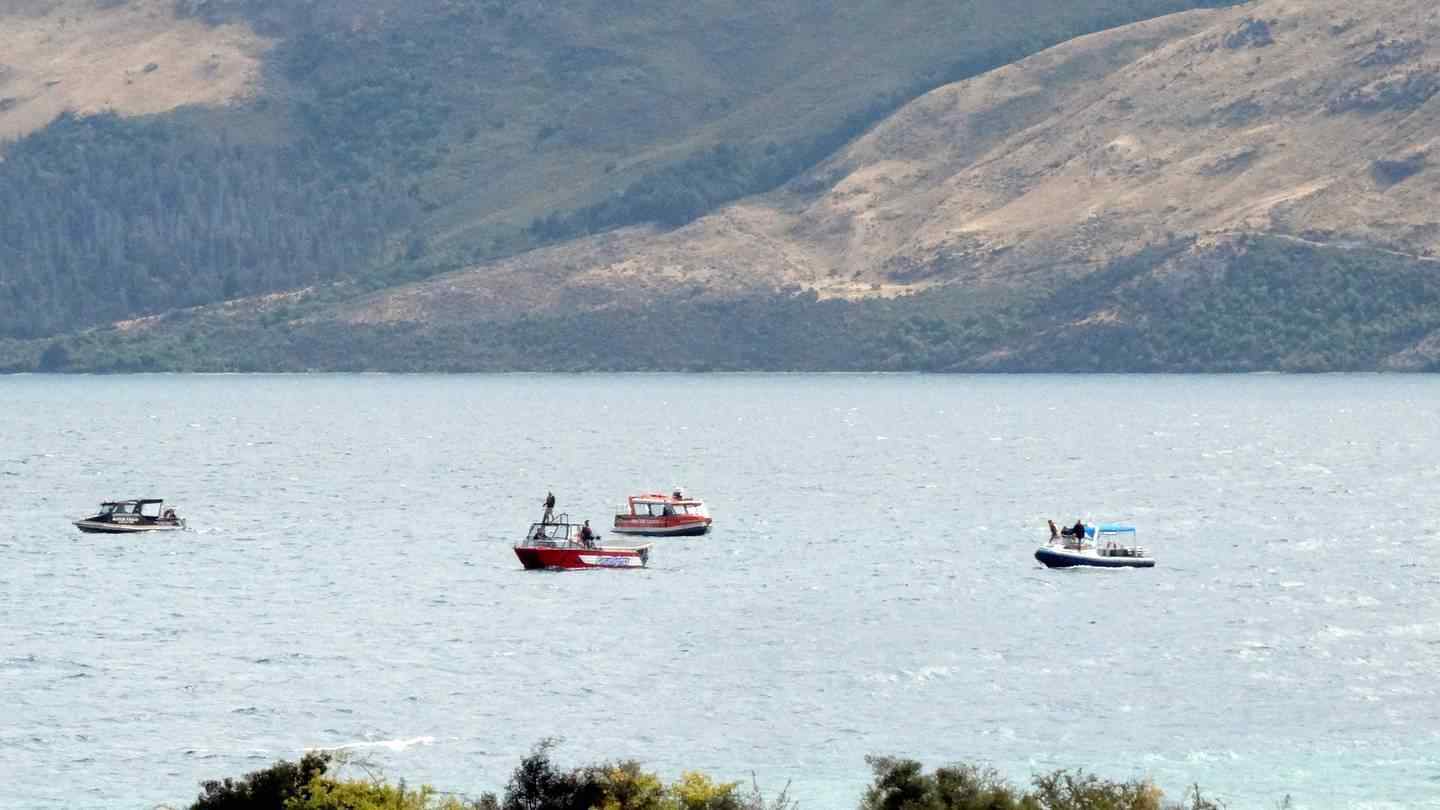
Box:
611, 519, 711, 537
74, 520, 184, 534
514, 545, 650, 570
1035, 546, 1154, 569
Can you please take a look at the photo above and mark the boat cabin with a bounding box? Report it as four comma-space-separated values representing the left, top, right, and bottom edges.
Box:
617, 491, 708, 519
99, 499, 172, 519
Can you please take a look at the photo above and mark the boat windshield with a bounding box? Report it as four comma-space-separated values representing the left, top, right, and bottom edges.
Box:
526, 521, 571, 543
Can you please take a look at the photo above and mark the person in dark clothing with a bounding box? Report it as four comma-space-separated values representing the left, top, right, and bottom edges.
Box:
579, 520, 595, 548
542, 491, 556, 523
1072, 520, 1086, 541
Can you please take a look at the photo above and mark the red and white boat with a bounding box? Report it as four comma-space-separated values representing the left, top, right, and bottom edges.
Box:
513, 517, 651, 570
612, 490, 712, 537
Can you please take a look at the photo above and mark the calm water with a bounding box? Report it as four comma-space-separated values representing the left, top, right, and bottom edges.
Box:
2, 375, 1439, 810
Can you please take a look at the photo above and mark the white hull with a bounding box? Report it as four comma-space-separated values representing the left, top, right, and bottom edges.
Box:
575, 552, 650, 568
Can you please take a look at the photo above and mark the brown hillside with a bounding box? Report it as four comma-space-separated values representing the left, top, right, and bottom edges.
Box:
343, 0, 1440, 325
0, 0, 268, 142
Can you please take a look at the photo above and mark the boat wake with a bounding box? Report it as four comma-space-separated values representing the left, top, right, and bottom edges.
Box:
318, 736, 436, 753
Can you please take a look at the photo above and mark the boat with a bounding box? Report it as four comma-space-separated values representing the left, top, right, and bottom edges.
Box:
1035, 523, 1154, 569
73, 499, 186, 533
612, 489, 712, 537
514, 515, 652, 570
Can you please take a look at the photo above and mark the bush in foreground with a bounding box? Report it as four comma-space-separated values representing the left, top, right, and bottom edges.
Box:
175, 742, 1243, 810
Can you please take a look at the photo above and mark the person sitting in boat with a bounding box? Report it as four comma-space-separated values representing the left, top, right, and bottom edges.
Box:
662, 504, 675, 517
579, 520, 596, 548
163, 509, 176, 521
532, 525, 547, 542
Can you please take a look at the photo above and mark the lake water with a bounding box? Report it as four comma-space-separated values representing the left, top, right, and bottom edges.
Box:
2, 374, 1439, 810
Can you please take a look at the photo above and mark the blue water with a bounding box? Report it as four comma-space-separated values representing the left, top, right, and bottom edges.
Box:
2, 374, 1438, 809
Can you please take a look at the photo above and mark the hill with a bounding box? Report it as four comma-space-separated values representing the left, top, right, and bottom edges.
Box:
336, 0, 1440, 312
9, 0, 1440, 372
0, 0, 1235, 341
270, 0, 1440, 372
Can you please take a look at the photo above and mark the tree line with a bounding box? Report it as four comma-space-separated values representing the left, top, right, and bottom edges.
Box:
6, 235, 1438, 373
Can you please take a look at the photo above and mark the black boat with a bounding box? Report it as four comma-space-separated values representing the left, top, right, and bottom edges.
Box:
73, 499, 186, 534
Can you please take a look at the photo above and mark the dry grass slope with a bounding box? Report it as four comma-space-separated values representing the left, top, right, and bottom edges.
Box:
0, 0, 268, 142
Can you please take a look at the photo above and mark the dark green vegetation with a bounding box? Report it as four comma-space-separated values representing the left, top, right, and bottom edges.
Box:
1, 0, 1239, 343
0, 112, 415, 339
175, 743, 1249, 810
8, 236, 1440, 373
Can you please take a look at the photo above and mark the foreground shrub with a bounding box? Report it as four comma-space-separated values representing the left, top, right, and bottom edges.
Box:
861, 757, 1029, 810
288, 776, 489, 810
672, 772, 744, 810
191, 751, 332, 810
1030, 769, 1163, 810
185, 750, 493, 810
178, 743, 1241, 810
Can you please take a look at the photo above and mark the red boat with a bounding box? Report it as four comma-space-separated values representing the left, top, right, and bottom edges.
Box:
514, 517, 651, 570
612, 490, 712, 537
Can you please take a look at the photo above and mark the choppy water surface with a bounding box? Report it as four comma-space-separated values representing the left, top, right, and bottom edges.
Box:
3, 375, 1439, 810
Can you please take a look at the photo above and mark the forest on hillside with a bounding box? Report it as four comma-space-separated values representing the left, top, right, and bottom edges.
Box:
0, 0, 1240, 342
7, 236, 1438, 373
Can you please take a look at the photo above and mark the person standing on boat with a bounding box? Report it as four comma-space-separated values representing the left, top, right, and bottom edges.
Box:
579, 520, 595, 548
1048, 519, 1059, 541
1072, 519, 1085, 540
542, 491, 556, 523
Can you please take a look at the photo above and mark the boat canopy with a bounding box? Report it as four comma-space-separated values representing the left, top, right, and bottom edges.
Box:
1096, 524, 1136, 534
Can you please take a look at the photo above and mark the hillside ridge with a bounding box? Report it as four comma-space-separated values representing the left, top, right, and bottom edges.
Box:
341, 0, 1440, 330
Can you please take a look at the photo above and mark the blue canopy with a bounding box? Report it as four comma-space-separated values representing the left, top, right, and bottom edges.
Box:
1094, 523, 1136, 534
